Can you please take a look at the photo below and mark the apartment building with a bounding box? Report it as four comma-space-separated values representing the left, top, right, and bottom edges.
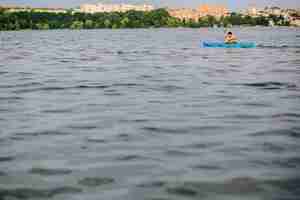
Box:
167, 8, 200, 21
198, 4, 229, 18
79, 3, 154, 13
168, 4, 228, 21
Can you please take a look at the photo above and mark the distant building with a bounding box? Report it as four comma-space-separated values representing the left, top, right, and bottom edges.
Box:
167, 4, 228, 21
291, 20, 300, 26
79, 3, 154, 13
247, 7, 258, 16
269, 6, 282, 15
246, 6, 294, 17
197, 4, 229, 18
290, 17, 300, 26
242, 6, 298, 26
0, 5, 30, 12
167, 8, 200, 21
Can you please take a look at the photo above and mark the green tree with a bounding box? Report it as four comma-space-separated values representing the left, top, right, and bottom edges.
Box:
112, 23, 119, 29
255, 16, 269, 26
84, 19, 94, 29
70, 21, 84, 29
36, 23, 49, 30
207, 15, 217, 27
166, 17, 180, 27
198, 17, 210, 27
0, 8, 288, 31
120, 17, 130, 28
104, 19, 111, 28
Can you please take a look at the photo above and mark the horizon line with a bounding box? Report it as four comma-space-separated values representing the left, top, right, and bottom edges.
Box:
1, 3, 299, 11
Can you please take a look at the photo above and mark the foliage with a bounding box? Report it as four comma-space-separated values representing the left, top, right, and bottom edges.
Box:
0, 8, 293, 31
36, 23, 50, 30
70, 21, 84, 29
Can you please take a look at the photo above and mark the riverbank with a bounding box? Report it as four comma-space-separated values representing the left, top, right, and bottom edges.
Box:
1, 8, 298, 31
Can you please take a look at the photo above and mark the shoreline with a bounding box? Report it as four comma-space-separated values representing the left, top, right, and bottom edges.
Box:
1, 26, 299, 32
1, 9, 298, 31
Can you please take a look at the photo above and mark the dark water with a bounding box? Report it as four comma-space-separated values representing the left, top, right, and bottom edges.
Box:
0, 27, 300, 200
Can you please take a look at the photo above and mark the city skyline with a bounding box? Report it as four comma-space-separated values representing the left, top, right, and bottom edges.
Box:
0, 0, 299, 10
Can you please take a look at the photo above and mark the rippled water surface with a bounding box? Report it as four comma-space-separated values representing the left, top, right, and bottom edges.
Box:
1, 28, 300, 200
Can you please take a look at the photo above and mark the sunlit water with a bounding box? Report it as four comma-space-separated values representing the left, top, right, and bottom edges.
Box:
0, 27, 300, 200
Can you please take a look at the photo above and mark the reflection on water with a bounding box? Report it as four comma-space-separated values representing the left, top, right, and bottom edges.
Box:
0, 27, 300, 200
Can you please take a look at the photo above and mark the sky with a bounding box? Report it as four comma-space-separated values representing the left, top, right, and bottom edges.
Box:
0, 0, 299, 10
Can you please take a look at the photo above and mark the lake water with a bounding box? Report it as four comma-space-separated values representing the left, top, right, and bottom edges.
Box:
0, 27, 300, 200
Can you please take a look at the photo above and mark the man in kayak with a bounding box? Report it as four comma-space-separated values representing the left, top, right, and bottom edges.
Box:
225, 32, 238, 44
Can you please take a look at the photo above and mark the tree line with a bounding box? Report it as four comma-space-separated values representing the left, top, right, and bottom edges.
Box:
0, 8, 290, 31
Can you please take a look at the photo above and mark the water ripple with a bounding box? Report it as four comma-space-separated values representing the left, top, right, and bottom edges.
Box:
78, 177, 114, 187
116, 155, 145, 161
0, 187, 82, 199
241, 82, 297, 90
29, 168, 72, 176
142, 126, 189, 135
0, 156, 15, 162
15, 130, 71, 137
1, 28, 299, 200
258, 44, 300, 49
0, 171, 7, 176
250, 128, 300, 138
272, 157, 300, 169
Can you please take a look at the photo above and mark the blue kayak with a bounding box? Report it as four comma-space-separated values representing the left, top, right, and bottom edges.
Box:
202, 41, 256, 48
